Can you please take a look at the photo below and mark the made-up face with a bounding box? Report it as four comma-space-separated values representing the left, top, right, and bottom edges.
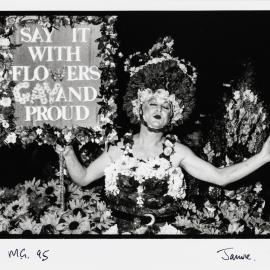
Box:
141, 96, 172, 129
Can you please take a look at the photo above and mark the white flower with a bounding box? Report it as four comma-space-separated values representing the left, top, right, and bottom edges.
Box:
12, 217, 42, 234
0, 97, 11, 107
0, 37, 10, 48
163, 146, 173, 156
40, 211, 62, 230
166, 40, 174, 48
135, 163, 150, 183
228, 222, 244, 234
254, 182, 262, 193
93, 126, 102, 132
36, 128, 43, 135
57, 213, 91, 234
233, 90, 240, 100
64, 131, 73, 143
54, 131, 60, 137
204, 200, 216, 213
164, 139, 174, 148
2, 120, 9, 128
104, 164, 120, 196
0, 216, 10, 232
4, 132, 17, 144
166, 167, 186, 199
107, 129, 118, 142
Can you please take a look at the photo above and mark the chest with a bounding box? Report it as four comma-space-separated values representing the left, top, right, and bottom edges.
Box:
130, 144, 163, 160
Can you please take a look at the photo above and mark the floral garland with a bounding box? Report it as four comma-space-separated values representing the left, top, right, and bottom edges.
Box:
104, 133, 186, 208
0, 15, 121, 148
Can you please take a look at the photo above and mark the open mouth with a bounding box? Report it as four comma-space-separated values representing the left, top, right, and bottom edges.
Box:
153, 115, 161, 119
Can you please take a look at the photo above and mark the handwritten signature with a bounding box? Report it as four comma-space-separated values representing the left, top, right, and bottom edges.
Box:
217, 247, 254, 261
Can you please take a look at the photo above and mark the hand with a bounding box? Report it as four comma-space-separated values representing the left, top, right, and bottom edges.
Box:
260, 135, 270, 162
55, 144, 74, 158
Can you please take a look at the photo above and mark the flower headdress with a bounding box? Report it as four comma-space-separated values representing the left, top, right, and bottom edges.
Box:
123, 36, 197, 126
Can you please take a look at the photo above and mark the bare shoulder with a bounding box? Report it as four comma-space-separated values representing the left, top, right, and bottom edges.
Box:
105, 139, 125, 161
171, 141, 194, 164
174, 141, 193, 155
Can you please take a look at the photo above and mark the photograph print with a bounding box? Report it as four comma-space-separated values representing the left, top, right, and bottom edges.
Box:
0, 12, 270, 236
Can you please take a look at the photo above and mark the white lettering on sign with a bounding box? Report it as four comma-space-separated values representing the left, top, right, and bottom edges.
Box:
25, 105, 90, 122
13, 24, 102, 127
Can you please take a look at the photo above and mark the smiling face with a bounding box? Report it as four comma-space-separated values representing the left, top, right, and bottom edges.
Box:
141, 96, 172, 129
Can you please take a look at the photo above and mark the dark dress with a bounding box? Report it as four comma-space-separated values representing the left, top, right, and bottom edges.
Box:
104, 133, 186, 233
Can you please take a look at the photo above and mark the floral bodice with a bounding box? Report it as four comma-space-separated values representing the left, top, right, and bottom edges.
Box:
104, 133, 186, 217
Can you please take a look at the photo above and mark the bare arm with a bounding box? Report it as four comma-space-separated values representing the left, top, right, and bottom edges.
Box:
176, 137, 270, 186
60, 143, 121, 186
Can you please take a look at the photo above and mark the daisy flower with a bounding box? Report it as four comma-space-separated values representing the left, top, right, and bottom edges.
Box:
57, 213, 91, 234
0, 216, 10, 232
21, 178, 41, 195
37, 179, 62, 197
3, 194, 30, 219
68, 198, 90, 217
40, 211, 63, 234
9, 216, 42, 235
174, 215, 193, 228
80, 189, 101, 205
90, 202, 115, 231
228, 222, 245, 234
66, 182, 84, 200
37, 179, 62, 205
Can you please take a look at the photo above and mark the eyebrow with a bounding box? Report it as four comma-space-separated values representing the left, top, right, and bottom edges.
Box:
148, 99, 170, 106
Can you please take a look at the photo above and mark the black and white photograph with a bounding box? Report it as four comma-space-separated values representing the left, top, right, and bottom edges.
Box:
1, 10, 270, 239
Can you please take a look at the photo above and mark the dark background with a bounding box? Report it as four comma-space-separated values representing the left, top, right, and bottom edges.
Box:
116, 11, 270, 116
1, 11, 270, 188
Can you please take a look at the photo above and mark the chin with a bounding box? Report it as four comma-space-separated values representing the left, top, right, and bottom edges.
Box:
149, 123, 166, 129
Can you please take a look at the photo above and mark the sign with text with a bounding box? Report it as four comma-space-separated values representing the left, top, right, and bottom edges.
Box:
11, 23, 101, 128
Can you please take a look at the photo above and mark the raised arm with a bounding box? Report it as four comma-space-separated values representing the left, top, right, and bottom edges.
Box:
175, 136, 270, 186
59, 143, 121, 187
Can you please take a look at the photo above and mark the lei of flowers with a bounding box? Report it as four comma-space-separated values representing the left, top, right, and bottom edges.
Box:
104, 134, 186, 207
131, 88, 185, 125
0, 15, 121, 148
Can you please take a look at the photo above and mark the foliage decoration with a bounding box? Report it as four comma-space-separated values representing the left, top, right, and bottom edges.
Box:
0, 15, 121, 149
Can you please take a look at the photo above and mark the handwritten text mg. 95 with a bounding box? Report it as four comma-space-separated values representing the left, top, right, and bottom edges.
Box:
8, 248, 49, 261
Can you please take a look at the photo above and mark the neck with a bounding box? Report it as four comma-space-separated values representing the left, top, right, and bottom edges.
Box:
138, 124, 164, 146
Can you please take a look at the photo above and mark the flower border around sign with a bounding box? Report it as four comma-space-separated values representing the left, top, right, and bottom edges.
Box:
0, 15, 121, 149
